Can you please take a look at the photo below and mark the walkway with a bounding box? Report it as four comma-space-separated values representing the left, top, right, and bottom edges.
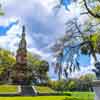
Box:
20, 85, 36, 96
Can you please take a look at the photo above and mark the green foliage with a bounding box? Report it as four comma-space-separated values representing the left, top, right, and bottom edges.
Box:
81, 33, 100, 56
67, 80, 78, 91
0, 11, 4, 16
79, 73, 96, 81
0, 49, 49, 84
0, 49, 16, 75
27, 52, 49, 84
48, 73, 95, 92
48, 80, 65, 91
92, 5, 100, 16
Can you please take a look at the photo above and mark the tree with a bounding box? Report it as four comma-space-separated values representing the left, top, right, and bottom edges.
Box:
51, 16, 100, 80
83, 0, 100, 18
80, 73, 96, 81
80, 33, 100, 61
51, 18, 83, 79
56, 0, 100, 18
0, 48, 16, 81
27, 52, 49, 84
54, 51, 63, 80
37, 60, 49, 84
52, 0, 100, 80
79, 73, 96, 91
0, 48, 16, 69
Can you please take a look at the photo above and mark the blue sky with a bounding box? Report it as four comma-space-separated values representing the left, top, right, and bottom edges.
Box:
0, 0, 96, 79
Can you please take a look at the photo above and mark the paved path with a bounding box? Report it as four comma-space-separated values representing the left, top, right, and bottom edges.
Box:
20, 86, 36, 96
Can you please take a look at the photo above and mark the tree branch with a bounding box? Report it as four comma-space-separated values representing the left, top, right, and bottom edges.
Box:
83, 0, 100, 18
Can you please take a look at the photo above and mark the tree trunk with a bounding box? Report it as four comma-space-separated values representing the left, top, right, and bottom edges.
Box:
58, 70, 61, 80
89, 41, 97, 62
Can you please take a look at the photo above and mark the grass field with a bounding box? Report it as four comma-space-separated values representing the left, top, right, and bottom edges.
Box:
0, 93, 95, 100
68, 92, 95, 100
0, 96, 78, 100
0, 92, 95, 100
0, 85, 95, 100
35, 86, 55, 93
0, 85, 18, 93
34, 86, 95, 99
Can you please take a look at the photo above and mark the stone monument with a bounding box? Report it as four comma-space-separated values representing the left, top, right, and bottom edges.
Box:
11, 26, 32, 85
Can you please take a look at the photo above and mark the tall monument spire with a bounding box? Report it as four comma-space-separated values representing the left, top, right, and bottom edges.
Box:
19, 25, 27, 50
22, 25, 25, 37
22, 25, 25, 33
16, 25, 27, 64
11, 25, 32, 85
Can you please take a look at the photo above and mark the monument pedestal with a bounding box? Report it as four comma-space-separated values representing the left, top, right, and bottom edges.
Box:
93, 80, 100, 100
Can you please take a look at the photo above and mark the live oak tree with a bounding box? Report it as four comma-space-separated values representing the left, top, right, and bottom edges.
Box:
0, 49, 16, 81
51, 0, 100, 80
51, 17, 100, 80
57, 0, 100, 19
27, 53, 49, 84
83, 0, 100, 19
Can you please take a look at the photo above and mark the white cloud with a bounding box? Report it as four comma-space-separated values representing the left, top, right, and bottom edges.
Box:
0, 0, 93, 79
0, 0, 82, 53
0, 21, 20, 52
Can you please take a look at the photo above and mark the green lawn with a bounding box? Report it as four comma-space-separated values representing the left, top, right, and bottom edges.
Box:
65, 92, 95, 100
35, 86, 55, 93
0, 85, 95, 100
0, 92, 95, 100
0, 85, 18, 93
35, 86, 95, 99
0, 92, 94, 100
0, 96, 78, 100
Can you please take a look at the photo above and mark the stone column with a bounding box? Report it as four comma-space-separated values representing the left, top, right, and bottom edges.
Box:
93, 80, 100, 100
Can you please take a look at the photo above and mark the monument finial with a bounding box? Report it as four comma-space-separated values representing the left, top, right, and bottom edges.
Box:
22, 25, 25, 33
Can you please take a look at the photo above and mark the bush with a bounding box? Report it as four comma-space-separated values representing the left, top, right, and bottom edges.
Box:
47, 75, 94, 92
48, 80, 65, 91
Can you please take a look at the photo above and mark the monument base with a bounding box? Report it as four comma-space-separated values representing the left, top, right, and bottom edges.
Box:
93, 80, 100, 100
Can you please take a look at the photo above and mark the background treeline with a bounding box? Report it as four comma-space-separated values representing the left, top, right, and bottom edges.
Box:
48, 73, 96, 92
